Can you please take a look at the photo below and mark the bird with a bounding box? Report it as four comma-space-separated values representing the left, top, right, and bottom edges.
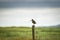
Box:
31, 19, 36, 24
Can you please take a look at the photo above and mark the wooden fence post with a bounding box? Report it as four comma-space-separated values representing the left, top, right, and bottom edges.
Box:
32, 24, 35, 40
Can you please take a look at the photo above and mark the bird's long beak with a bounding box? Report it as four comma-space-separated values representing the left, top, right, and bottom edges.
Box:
30, 20, 32, 21
30, 19, 32, 21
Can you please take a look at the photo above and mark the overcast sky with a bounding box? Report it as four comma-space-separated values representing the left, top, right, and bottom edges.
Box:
0, 0, 60, 8
0, 0, 60, 26
0, 8, 60, 26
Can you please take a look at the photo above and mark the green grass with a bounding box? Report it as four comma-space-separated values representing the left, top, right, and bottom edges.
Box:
0, 27, 60, 40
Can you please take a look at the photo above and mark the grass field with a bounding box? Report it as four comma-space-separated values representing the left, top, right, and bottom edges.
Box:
0, 27, 60, 40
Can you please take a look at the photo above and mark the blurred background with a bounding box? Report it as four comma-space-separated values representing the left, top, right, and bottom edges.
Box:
0, 0, 60, 40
